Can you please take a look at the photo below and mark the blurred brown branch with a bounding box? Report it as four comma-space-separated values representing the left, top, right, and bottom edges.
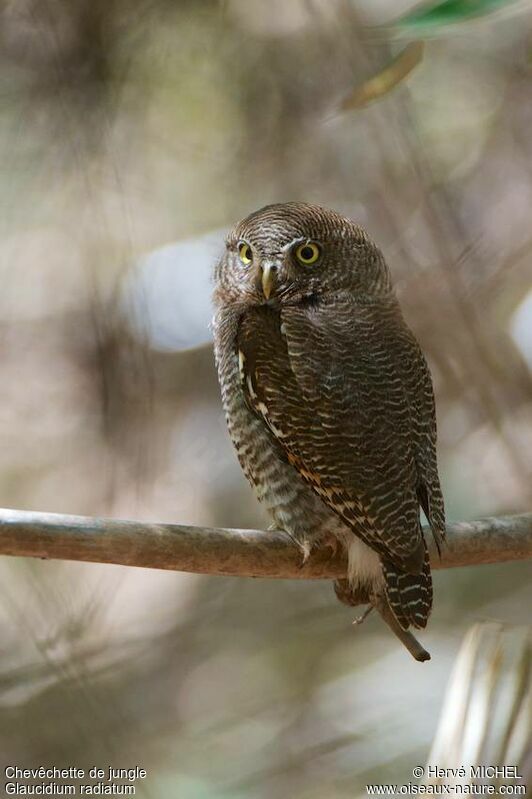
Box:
0, 509, 531, 578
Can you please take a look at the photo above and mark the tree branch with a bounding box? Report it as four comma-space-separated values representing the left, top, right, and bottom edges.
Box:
0, 507, 531, 577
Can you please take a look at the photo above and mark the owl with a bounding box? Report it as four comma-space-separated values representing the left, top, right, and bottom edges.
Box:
212, 202, 445, 661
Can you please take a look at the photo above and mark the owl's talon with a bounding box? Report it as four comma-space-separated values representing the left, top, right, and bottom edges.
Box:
352, 606, 373, 626
278, 530, 310, 567
300, 544, 311, 567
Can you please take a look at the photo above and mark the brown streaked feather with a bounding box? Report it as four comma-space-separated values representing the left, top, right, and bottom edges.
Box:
238, 296, 427, 572
237, 295, 444, 629
382, 541, 433, 630
214, 202, 445, 642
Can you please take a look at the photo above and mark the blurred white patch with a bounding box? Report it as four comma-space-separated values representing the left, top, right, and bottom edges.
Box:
124, 229, 227, 352
509, 289, 532, 368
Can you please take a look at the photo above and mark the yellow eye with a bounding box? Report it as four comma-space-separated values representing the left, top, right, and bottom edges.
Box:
295, 242, 320, 265
238, 241, 253, 265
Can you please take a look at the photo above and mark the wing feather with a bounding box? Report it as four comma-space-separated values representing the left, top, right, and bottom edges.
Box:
237, 296, 443, 573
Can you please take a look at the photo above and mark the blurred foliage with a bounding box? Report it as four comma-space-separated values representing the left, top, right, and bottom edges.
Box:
0, 0, 531, 797
394, 0, 521, 30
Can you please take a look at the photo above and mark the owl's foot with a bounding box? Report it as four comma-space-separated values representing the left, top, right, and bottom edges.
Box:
352, 606, 373, 626
299, 539, 312, 565
278, 529, 311, 567
322, 532, 341, 560
372, 594, 431, 662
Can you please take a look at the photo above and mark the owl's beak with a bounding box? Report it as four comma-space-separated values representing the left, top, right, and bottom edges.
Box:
261, 263, 276, 300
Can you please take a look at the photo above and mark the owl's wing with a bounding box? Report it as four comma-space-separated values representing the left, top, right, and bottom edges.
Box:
238, 298, 443, 575
411, 354, 446, 554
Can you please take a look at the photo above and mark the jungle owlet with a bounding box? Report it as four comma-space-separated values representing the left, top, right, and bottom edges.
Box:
212, 202, 445, 661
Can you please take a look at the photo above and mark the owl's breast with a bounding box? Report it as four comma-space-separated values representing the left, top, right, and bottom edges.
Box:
213, 302, 382, 584
212, 304, 335, 547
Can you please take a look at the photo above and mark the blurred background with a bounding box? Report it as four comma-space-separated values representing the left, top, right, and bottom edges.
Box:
0, 0, 531, 796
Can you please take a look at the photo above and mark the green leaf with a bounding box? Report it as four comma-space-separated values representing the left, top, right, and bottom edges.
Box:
396, 0, 517, 29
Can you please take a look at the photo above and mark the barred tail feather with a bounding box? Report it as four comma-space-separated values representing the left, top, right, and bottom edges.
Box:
382, 541, 432, 630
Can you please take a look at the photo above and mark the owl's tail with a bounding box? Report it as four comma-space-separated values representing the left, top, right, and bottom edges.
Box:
382, 539, 433, 631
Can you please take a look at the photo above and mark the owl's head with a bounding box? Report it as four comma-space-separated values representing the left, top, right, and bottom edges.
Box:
214, 202, 392, 308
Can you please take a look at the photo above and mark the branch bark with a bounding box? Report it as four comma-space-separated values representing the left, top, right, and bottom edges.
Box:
0, 507, 531, 577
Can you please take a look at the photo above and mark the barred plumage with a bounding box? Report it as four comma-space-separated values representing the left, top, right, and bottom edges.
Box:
213, 202, 445, 661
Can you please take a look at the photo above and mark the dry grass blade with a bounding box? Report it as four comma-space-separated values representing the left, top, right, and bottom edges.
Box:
426, 622, 531, 785
340, 41, 424, 111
